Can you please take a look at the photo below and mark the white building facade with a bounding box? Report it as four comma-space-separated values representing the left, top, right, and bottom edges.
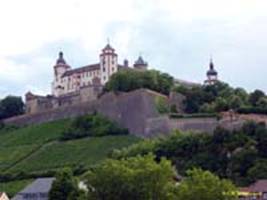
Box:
52, 44, 148, 97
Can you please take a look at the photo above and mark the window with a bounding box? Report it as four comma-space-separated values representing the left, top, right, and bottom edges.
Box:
103, 67, 106, 72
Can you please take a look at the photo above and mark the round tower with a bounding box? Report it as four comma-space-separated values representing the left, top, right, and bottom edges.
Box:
52, 52, 71, 96
99, 43, 118, 84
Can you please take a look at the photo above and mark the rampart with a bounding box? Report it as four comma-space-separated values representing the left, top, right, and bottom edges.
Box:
4, 89, 245, 138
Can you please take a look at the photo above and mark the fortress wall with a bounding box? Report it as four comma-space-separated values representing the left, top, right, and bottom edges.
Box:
4, 89, 245, 138
144, 117, 245, 137
4, 89, 162, 137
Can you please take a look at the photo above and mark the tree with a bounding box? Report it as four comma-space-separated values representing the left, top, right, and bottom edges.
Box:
0, 96, 24, 119
249, 90, 265, 106
229, 95, 243, 110
104, 69, 174, 95
176, 168, 237, 200
214, 97, 229, 112
247, 159, 267, 183
256, 97, 267, 109
84, 154, 177, 200
49, 168, 78, 200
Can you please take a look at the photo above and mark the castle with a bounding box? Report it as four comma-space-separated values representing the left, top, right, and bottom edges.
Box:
25, 42, 218, 114
25, 43, 149, 114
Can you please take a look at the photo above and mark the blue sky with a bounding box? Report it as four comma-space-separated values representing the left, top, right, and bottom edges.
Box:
0, 0, 266, 98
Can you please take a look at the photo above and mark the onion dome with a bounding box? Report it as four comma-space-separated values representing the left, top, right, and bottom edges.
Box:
56, 51, 66, 65
206, 59, 218, 76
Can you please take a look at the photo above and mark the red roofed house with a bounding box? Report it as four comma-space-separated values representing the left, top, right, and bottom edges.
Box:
239, 180, 267, 200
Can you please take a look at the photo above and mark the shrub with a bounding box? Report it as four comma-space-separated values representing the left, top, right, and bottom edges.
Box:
237, 106, 267, 114
61, 114, 129, 140
155, 96, 169, 114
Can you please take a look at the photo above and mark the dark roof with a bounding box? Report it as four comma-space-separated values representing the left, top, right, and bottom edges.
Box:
103, 43, 114, 51
12, 178, 55, 200
207, 68, 218, 76
62, 63, 100, 77
134, 56, 147, 66
207, 59, 217, 76
249, 180, 267, 192
56, 52, 66, 65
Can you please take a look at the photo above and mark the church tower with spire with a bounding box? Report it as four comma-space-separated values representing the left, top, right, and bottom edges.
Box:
204, 58, 218, 85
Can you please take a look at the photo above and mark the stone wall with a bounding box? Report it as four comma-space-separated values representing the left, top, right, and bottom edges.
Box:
26, 85, 102, 114
4, 89, 246, 138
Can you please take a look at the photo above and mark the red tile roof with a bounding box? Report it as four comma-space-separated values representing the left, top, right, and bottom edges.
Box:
248, 180, 267, 192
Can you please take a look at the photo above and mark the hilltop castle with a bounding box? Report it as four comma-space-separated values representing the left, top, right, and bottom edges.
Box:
25, 42, 219, 114
25, 43, 148, 114
52, 43, 148, 97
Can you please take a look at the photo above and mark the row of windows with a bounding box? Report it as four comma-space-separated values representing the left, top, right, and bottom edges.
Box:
102, 67, 115, 72
59, 71, 100, 83
103, 60, 115, 65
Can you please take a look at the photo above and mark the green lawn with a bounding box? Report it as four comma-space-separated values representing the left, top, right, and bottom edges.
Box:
8, 135, 139, 173
0, 145, 38, 171
0, 119, 140, 196
0, 119, 70, 147
0, 179, 33, 198
0, 118, 140, 173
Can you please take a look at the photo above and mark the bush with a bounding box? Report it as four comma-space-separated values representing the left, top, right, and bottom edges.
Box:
237, 106, 267, 114
169, 113, 218, 119
61, 114, 129, 140
155, 96, 169, 114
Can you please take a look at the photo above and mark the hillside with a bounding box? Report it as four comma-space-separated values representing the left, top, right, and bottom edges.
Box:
0, 119, 140, 197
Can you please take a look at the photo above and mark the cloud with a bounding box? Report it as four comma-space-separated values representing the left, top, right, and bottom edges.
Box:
0, 0, 266, 98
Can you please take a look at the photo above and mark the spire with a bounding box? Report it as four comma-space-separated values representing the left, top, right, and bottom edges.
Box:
209, 57, 214, 70
56, 51, 66, 65
206, 58, 217, 76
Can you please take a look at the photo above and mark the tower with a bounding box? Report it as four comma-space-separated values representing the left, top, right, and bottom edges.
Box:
99, 43, 118, 84
52, 52, 71, 96
133, 55, 148, 70
205, 58, 218, 85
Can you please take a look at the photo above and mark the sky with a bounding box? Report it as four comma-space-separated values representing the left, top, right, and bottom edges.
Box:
0, 0, 267, 98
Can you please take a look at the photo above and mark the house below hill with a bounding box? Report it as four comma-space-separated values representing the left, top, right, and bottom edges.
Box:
239, 180, 267, 200
12, 178, 55, 200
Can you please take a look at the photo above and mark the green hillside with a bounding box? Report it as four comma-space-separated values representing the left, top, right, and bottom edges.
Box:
0, 119, 140, 197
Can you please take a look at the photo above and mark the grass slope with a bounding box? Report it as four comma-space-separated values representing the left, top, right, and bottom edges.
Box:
0, 119, 140, 196
0, 179, 33, 198
8, 135, 139, 173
